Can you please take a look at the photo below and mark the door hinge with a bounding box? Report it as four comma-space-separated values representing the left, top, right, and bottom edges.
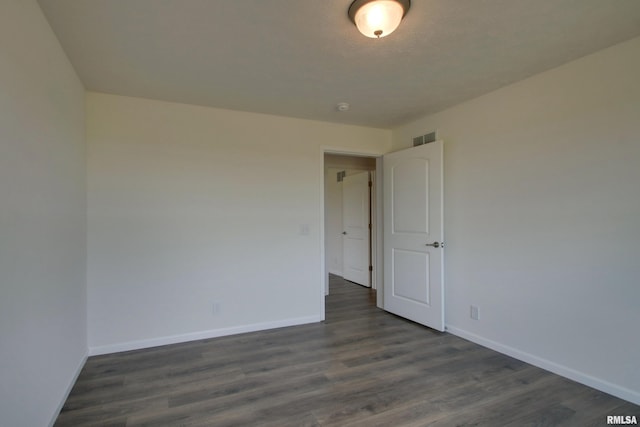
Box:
368, 181, 372, 187
369, 266, 373, 272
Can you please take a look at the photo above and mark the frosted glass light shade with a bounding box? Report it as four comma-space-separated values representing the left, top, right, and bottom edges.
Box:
352, 0, 407, 38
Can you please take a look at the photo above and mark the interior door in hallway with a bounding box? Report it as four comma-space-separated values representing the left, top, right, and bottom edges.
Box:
342, 171, 371, 287
383, 141, 444, 331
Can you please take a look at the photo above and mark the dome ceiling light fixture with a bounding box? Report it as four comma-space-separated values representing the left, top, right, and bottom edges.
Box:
348, 0, 411, 39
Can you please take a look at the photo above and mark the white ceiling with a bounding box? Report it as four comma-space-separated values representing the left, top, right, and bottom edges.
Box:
37, 0, 640, 129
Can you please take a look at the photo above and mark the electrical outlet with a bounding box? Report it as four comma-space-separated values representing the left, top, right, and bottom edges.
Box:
470, 305, 480, 320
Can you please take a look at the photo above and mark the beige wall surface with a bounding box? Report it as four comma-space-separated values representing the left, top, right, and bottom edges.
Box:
0, 1, 87, 426
86, 92, 390, 352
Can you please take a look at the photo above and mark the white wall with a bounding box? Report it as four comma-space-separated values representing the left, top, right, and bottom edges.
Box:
86, 93, 391, 353
0, 1, 87, 426
392, 36, 640, 404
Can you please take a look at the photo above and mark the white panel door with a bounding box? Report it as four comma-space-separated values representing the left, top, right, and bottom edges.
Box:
342, 171, 371, 287
383, 142, 444, 331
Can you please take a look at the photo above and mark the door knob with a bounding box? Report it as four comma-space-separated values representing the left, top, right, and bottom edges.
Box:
342, 231, 347, 235
425, 242, 441, 248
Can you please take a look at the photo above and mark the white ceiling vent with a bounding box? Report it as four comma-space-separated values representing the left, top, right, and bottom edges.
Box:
413, 130, 438, 147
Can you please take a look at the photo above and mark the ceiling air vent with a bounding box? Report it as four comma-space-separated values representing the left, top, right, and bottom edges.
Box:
413, 130, 438, 147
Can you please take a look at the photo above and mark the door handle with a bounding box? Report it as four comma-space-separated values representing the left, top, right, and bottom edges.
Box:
425, 242, 443, 248
342, 231, 347, 235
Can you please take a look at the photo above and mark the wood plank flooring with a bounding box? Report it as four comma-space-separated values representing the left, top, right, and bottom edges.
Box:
55, 275, 639, 426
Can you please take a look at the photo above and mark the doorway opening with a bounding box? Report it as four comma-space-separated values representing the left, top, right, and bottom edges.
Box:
320, 143, 445, 331
322, 152, 383, 308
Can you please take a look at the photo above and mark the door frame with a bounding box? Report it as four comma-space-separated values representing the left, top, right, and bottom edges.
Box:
320, 146, 386, 319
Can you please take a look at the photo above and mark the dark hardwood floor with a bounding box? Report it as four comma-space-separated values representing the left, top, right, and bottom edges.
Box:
56, 275, 638, 426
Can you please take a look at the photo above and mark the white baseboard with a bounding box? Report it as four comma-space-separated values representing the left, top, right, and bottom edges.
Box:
88, 315, 322, 356
49, 351, 88, 427
445, 325, 640, 406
